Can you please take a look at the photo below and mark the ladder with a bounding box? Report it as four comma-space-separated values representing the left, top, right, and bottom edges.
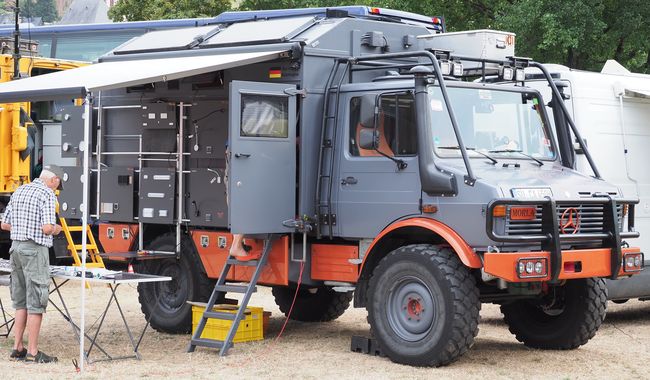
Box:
315, 60, 350, 239
187, 236, 274, 356
59, 217, 105, 269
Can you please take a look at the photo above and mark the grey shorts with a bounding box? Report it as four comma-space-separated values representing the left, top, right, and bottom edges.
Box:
9, 240, 50, 314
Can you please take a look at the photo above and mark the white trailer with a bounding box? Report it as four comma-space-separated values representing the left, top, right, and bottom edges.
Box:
528, 61, 650, 300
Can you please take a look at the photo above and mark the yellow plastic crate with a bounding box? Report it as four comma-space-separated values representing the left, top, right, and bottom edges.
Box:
191, 304, 264, 343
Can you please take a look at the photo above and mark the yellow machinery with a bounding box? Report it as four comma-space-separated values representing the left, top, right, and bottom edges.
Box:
0, 53, 88, 260
0, 54, 86, 195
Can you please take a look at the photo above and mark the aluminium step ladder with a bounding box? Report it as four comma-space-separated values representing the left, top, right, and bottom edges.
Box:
187, 236, 274, 356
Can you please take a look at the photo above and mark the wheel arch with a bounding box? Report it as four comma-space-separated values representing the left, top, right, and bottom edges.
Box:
354, 218, 481, 307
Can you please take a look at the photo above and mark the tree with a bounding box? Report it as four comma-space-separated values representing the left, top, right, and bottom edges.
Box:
111, 0, 650, 73
23, 0, 59, 23
0, 0, 58, 23
109, 0, 231, 21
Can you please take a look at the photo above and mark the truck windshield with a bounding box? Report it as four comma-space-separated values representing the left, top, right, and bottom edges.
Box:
428, 86, 556, 161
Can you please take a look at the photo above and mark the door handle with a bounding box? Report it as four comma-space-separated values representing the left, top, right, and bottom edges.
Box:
234, 153, 251, 158
341, 176, 358, 185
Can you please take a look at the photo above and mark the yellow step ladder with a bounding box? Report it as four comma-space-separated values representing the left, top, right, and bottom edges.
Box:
59, 218, 105, 269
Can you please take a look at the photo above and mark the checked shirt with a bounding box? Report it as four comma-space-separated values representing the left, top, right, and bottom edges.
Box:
1, 179, 57, 247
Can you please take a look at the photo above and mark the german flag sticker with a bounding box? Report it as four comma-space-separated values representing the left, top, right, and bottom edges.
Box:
269, 68, 282, 79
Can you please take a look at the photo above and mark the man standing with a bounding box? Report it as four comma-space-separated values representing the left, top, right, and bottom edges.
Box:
0, 165, 64, 363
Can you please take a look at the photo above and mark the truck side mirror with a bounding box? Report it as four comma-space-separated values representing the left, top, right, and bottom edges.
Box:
358, 128, 378, 149
359, 94, 377, 129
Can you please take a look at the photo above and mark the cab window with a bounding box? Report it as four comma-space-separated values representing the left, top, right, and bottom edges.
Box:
349, 92, 417, 157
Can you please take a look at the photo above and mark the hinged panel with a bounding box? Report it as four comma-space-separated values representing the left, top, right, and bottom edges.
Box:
99, 167, 135, 222
187, 168, 228, 227
139, 167, 176, 224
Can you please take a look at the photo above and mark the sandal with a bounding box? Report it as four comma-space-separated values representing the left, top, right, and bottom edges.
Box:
25, 351, 58, 363
10, 348, 27, 360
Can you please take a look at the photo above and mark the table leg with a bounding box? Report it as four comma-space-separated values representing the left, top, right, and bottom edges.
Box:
134, 283, 166, 352
110, 284, 141, 360
85, 283, 116, 360
0, 298, 14, 337
49, 278, 111, 361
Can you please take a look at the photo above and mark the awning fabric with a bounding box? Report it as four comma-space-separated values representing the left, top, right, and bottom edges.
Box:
0, 50, 285, 103
624, 88, 650, 100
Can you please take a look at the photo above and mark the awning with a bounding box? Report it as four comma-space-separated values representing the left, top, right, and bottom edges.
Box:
0, 49, 286, 103
624, 88, 650, 100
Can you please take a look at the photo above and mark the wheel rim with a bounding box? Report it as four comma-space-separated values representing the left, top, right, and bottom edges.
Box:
386, 275, 436, 342
154, 260, 189, 313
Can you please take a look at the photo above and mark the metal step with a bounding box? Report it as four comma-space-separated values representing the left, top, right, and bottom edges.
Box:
190, 338, 232, 350
225, 258, 259, 266
214, 284, 256, 294
203, 311, 236, 320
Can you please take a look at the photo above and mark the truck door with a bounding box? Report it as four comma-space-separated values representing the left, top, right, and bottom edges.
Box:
228, 80, 297, 234
334, 92, 421, 237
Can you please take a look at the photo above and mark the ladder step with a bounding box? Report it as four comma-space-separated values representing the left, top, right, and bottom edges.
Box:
73, 244, 97, 250
190, 338, 232, 350
66, 226, 85, 232
225, 258, 259, 267
203, 311, 236, 320
214, 284, 256, 294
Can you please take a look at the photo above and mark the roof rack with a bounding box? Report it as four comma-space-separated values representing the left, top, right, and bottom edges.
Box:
213, 6, 445, 31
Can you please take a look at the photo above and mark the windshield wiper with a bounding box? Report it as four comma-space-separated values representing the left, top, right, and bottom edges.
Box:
488, 149, 544, 166
438, 146, 498, 165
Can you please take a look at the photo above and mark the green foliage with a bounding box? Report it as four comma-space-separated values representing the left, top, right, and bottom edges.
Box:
111, 0, 650, 73
108, 0, 231, 21
0, 0, 58, 22
23, 0, 58, 23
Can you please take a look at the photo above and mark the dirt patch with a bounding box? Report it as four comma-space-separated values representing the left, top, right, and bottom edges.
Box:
1, 282, 649, 379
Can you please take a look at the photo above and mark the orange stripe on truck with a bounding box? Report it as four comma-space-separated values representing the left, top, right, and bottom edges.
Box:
483, 247, 642, 282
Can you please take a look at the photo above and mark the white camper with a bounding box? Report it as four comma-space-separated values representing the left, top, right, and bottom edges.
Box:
528, 61, 650, 301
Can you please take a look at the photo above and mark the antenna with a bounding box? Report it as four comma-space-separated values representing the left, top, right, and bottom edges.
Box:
12, 0, 21, 79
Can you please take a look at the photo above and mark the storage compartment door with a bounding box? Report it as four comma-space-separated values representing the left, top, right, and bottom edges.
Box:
228, 81, 296, 233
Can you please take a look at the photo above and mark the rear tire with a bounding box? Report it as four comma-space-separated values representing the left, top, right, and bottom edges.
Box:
367, 244, 480, 367
137, 234, 216, 333
501, 278, 607, 349
272, 286, 352, 322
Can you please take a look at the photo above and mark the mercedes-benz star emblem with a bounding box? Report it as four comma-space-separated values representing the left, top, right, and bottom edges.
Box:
560, 207, 581, 234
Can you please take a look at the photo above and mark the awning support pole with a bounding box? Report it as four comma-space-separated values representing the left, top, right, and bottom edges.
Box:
79, 92, 92, 372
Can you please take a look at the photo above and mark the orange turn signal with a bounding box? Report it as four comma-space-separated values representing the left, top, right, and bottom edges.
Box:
493, 205, 507, 217
422, 204, 438, 214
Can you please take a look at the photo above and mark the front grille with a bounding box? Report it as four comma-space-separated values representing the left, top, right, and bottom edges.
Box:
505, 204, 623, 236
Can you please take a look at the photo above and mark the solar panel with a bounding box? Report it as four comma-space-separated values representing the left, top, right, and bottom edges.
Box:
200, 16, 315, 48
114, 25, 219, 54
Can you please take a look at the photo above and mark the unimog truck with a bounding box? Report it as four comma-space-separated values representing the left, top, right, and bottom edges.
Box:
0, 6, 641, 367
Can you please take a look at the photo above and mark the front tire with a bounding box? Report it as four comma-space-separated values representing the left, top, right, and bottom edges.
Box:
501, 277, 607, 349
272, 286, 352, 322
137, 234, 215, 333
367, 244, 480, 367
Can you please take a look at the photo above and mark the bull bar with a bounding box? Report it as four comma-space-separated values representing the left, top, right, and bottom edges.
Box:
486, 196, 640, 281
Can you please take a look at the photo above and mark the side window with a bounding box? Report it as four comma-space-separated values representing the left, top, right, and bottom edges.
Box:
349, 93, 417, 157
240, 94, 288, 138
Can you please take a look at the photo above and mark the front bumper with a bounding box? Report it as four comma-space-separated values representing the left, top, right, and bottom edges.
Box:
483, 247, 643, 282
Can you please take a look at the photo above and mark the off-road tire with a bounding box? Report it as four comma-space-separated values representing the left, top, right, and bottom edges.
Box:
137, 234, 216, 333
272, 286, 352, 322
367, 244, 480, 367
501, 277, 607, 349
